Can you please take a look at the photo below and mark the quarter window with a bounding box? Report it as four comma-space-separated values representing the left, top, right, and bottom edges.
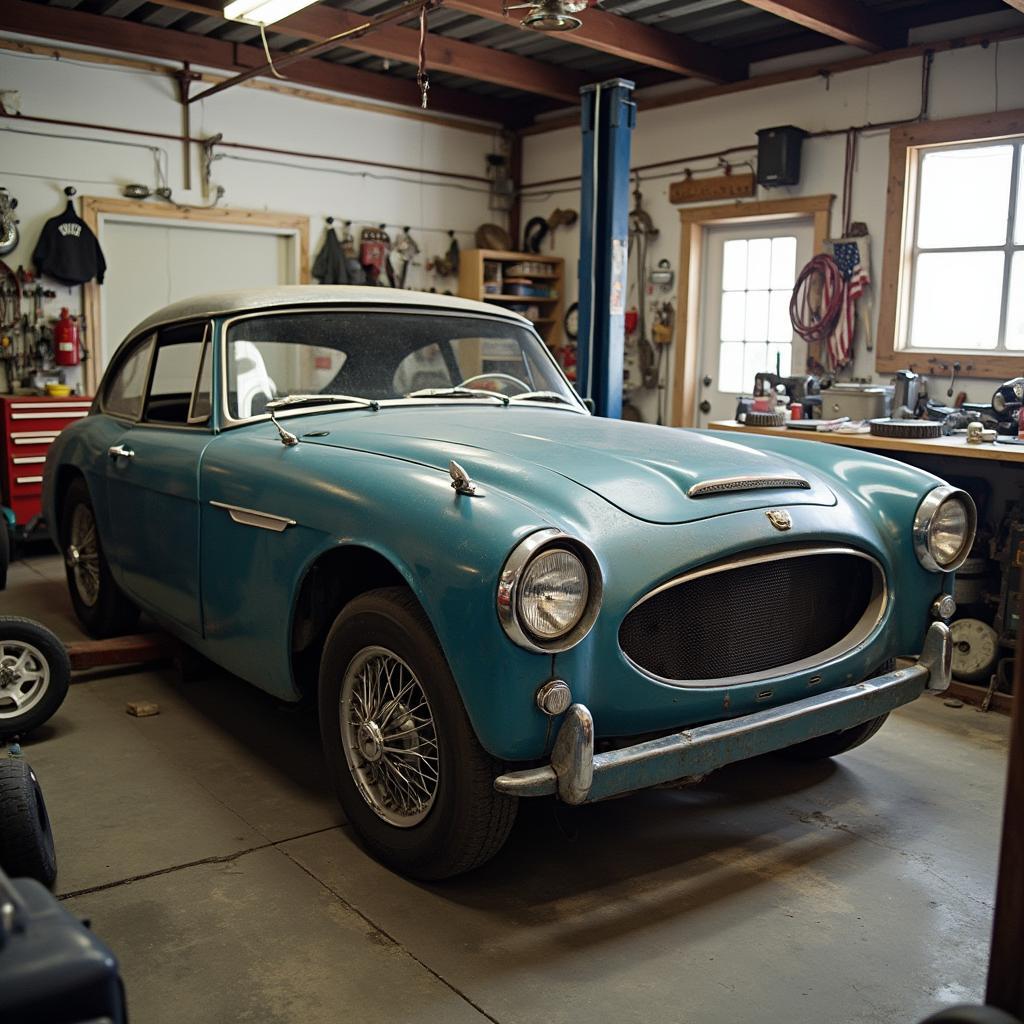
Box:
104, 333, 154, 420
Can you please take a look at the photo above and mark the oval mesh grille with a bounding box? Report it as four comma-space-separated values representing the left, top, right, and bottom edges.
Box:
619, 552, 877, 682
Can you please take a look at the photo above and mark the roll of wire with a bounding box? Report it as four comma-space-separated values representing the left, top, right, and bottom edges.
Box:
790, 253, 844, 368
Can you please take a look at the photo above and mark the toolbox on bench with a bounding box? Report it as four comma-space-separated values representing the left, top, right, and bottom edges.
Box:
0, 396, 93, 530
0, 867, 126, 1023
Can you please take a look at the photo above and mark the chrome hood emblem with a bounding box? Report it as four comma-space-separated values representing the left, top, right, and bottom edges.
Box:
766, 509, 792, 531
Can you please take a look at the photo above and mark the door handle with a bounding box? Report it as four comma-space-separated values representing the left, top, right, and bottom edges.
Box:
108, 444, 135, 460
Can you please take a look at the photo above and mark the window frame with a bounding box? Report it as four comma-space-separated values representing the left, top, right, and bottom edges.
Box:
877, 107, 1024, 380
99, 331, 157, 423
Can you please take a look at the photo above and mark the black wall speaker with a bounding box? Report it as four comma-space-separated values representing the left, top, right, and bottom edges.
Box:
756, 125, 807, 188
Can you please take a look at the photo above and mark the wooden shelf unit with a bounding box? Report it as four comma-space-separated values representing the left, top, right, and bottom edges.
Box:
459, 249, 565, 349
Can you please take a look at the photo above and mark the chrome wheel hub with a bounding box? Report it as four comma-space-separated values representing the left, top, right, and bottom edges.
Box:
0, 641, 50, 720
340, 646, 439, 829
67, 504, 100, 608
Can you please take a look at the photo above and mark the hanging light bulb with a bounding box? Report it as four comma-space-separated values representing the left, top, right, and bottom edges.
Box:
505, 0, 587, 32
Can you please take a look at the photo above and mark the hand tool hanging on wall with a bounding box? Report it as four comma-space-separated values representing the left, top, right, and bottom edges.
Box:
628, 180, 659, 390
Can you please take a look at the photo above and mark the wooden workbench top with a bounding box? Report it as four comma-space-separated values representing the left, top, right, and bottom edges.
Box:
707, 420, 1024, 463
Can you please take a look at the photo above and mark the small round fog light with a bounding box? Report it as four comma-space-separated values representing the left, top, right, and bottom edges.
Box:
536, 679, 572, 716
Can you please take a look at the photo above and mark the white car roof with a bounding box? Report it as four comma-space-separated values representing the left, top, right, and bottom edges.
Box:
127, 285, 531, 339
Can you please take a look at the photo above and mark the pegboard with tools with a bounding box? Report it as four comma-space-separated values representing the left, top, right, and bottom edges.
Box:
0, 262, 74, 395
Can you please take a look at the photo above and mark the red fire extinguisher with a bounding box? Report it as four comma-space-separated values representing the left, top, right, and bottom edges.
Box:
53, 308, 81, 366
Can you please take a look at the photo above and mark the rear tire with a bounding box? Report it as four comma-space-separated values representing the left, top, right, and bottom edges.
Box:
319, 587, 517, 879
0, 758, 57, 887
61, 477, 138, 639
783, 713, 890, 760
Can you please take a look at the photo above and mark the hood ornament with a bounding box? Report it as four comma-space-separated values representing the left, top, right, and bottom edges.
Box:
766, 509, 792, 531
449, 460, 484, 498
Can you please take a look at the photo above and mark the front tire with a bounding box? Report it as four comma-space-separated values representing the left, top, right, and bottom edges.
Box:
0, 618, 71, 740
319, 587, 517, 879
61, 477, 138, 639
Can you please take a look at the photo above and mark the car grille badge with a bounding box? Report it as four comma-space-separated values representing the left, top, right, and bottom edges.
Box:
766, 509, 792, 531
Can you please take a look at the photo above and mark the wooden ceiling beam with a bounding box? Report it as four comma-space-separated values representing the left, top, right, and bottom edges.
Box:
2, 0, 506, 123
125, 0, 590, 103
735, 0, 903, 52
442, 0, 746, 83
1002, 0, 1024, 13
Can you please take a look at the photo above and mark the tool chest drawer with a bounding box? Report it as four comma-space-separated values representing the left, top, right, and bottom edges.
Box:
1, 396, 93, 527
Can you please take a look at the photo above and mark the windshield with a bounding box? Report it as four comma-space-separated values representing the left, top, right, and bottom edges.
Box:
224, 309, 580, 419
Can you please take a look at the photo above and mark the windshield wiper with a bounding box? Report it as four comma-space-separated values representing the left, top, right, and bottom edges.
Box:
509, 391, 580, 408
406, 387, 509, 406
266, 393, 380, 413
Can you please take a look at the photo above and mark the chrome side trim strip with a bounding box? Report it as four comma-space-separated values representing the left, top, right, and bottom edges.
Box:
687, 475, 810, 498
209, 500, 297, 533
622, 545, 889, 689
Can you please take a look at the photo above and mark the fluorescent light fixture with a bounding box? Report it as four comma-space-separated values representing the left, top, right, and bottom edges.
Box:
223, 0, 318, 26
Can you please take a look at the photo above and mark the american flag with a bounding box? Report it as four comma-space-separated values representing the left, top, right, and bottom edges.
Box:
829, 239, 870, 370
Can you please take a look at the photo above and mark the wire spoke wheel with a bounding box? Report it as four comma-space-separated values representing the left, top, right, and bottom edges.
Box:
0, 639, 50, 721
340, 645, 439, 828
66, 503, 100, 608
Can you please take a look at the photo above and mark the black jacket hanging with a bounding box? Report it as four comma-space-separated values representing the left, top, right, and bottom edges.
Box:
32, 201, 107, 286
312, 225, 348, 285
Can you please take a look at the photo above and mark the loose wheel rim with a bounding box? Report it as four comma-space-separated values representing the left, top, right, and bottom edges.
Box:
0, 640, 50, 720
67, 502, 100, 608
339, 645, 439, 828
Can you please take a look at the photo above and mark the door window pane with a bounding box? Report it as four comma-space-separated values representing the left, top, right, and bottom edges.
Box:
1016, 159, 1024, 245
746, 238, 771, 289
722, 240, 747, 291
910, 251, 1005, 350
718, 341, 744, 393
917, 145, 1013, 248
720, 292, 745, 342
770, 236, 797, 289
104, 334, 154, 419
744, 291, 770, 341
146, 322, 209, 425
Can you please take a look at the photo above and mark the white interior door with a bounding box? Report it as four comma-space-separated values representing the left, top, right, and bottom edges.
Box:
695, 219, 814, 426
99, 221, 297, 367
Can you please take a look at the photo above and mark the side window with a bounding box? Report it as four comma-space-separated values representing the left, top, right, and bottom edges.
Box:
145, 322, 210, 426
104, 333, 155, 420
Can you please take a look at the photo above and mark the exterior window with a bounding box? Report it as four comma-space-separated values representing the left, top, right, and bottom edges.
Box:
906, 140, 1023, 353
717, 236, 798, 393
145, 322, 210, 426
104, 333, 154, 420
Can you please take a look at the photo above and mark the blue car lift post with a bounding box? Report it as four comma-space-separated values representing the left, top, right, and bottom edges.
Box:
576, 78, 636, 420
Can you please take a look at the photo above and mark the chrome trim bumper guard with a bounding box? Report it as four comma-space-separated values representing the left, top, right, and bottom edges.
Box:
495, 622, 951, 806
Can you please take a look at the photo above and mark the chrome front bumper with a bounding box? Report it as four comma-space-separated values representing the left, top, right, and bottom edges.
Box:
494, 621, 952, 806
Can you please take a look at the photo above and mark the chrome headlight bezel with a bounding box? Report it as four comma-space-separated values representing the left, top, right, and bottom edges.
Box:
913, 485, 977, 573
497, 528, 603, 653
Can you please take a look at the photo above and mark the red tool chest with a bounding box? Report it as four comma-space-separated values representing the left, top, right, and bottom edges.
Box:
1, 396, 93, 529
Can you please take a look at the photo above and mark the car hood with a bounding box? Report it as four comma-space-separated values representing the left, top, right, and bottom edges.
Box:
298, 406, 837, 524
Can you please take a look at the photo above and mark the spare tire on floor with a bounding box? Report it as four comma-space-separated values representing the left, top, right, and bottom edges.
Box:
0, 757, 57, 887
0, 618, 71, 741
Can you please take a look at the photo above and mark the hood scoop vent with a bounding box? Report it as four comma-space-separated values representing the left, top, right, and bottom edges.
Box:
687, 475, 811, 499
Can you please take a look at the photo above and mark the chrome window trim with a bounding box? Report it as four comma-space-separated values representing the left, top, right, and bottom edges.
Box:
218, 305, 586, 429
687, 475, 811, 498
621, 545, 889, 689
187, 323, 213, 425
209, 500, 297, 532
913, 484, 977, 573
497, 528, 603, 654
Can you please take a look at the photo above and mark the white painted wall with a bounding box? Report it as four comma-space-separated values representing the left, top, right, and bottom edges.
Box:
0, 36, 502, 391
521, 13, 1024, 417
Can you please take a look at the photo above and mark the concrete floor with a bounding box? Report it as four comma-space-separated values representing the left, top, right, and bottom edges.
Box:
1, 549, 1011, 1024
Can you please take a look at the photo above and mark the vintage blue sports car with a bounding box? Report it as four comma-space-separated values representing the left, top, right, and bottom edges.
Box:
43, 286, 970, 878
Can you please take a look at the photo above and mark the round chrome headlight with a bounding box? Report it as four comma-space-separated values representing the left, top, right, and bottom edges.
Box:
913, 485, 976, 572
519, 549, 588, 639
497, 529, 602, 652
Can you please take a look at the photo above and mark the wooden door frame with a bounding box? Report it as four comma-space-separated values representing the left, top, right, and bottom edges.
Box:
670, 194, 833, 428
80, 197, 310, 394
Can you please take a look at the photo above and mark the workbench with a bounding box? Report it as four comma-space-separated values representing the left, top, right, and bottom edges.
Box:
709, 418, 1023, 712
708, 420, 1024, 464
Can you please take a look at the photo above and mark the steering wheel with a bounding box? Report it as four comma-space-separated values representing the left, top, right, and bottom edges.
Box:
457, 373, 530, 394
